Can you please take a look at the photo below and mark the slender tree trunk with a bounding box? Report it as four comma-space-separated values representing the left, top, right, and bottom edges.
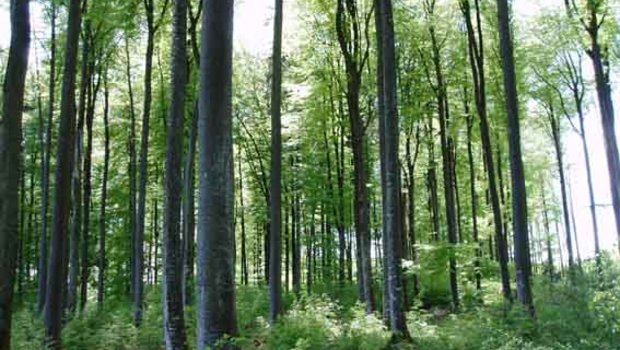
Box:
582, 7, 620, 248
161, 0, 190, 347
238, 158, 248, 285
547, 105, 574, 270
496, 0, 534, 314
182, 103, 197, 305
68, 16, 91, 315
0, 0, 30, 347
268, 0, 284, 325
80, 62, 100, 311
98, 72, 110, 309
377, 0, 409, 337
125, 36, 137, 296
466, 111, 482, 290
134, 0, 162, 326
44, 0, 81, 345
541, 188, 554, 280
38, 0, 56, 314
461, 0, 511, 302
567, 179, 582, 267
427, 6, 459, 308
197, 1, 238, 347
335, 0, 374, 311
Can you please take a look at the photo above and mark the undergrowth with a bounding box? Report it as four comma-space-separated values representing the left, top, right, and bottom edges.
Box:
11, 257, 620, 349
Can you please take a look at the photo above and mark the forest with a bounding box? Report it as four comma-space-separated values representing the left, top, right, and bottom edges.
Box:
1, 0, 620, 349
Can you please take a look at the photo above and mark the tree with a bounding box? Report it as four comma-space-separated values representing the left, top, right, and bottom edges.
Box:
44, 0, 82, 346
134, 0, 170, 326
496, 0, 534, 315
98, 69, 110, 308
335, 0, 375, 312
37, 0, 56, 314
161, 0, 189, 348
0, 0, 30, 348
567, 0, 620, 252
196, 0, 237, 348
377, 0, 409, 338
460, 0, 511, 302
268, 0, 284, 325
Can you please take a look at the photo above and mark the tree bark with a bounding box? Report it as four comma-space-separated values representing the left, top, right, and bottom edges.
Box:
161, 0, 190, 347
461, 0, 511, 302
496, 0, 534, 315
44, 0, 82, 345
268, 0, 284, 325
38, 0, 56, 314
0, 0, 30, 347
335, 0, 375, 312
98, 72, 110, 309
377, 0, 409, 337
197, 1, 238, 347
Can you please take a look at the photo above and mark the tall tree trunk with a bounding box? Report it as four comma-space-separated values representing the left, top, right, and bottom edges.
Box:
98, 72, 110, 309
496, 0, 534, 314
125, 36, 137, 296
238, 157, 248, 286
68, 16, 91, 315
292, 175, 301, 297
81, 61, 100, 311
541, 187, 554, 280
580, 4, 620, 248
466, 110, 482, 290
162, 0, 189, 347
0, 0, 30, 347
182, 104, 197, 305
335, 0, 374, 312
38, 0, 56, 314
44, 0, 82, 345
377, 0, 409, 337
461, 0, 511, 301
547, 104, 575, 270
135, 0, 168, 326
426, 1, 459, 308
197, 1, 238, 347
268, 0, 284, 325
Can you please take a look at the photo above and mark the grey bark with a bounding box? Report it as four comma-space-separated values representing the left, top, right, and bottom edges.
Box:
196, 1, 238, 348
0, 0, 30, 348
496, 0, 534, 314
268, 0, 284, 325
162, 0, 189, 347
377, 0, 410, 337
44, 0, 82, 346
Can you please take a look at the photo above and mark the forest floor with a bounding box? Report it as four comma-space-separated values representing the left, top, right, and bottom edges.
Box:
11, 257, 620, 349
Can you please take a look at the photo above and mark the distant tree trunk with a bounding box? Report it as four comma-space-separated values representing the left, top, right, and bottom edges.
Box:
238, 158, 248, 286
465, 100, 482, 290
578, 3, 620, 249
98, 72, 110, 309
38, 0, 56, 314
545, 104, 574, 270
125, 36, 137, 297
135, 0, 169, 326
161, 0, 189, 348
68, 16, 91, 315
496, 0, 534, 315
292, 173, 301, 297
541, 187, 554, 280
196, 1, 238, 347
405, 125, 420, 296
44, 0, 82, 346
461, 0, 511, 302
268, 0, 284, 325
335, 0, 374, 312
81, 61, 101, 311
377, 0, 409, 337
182, 103, 197, 305
153, 199, 159, 286
0, 0, 30, 347
426, 0, 459, 308
425, 113, 440, 242
567, 180, 582, 267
